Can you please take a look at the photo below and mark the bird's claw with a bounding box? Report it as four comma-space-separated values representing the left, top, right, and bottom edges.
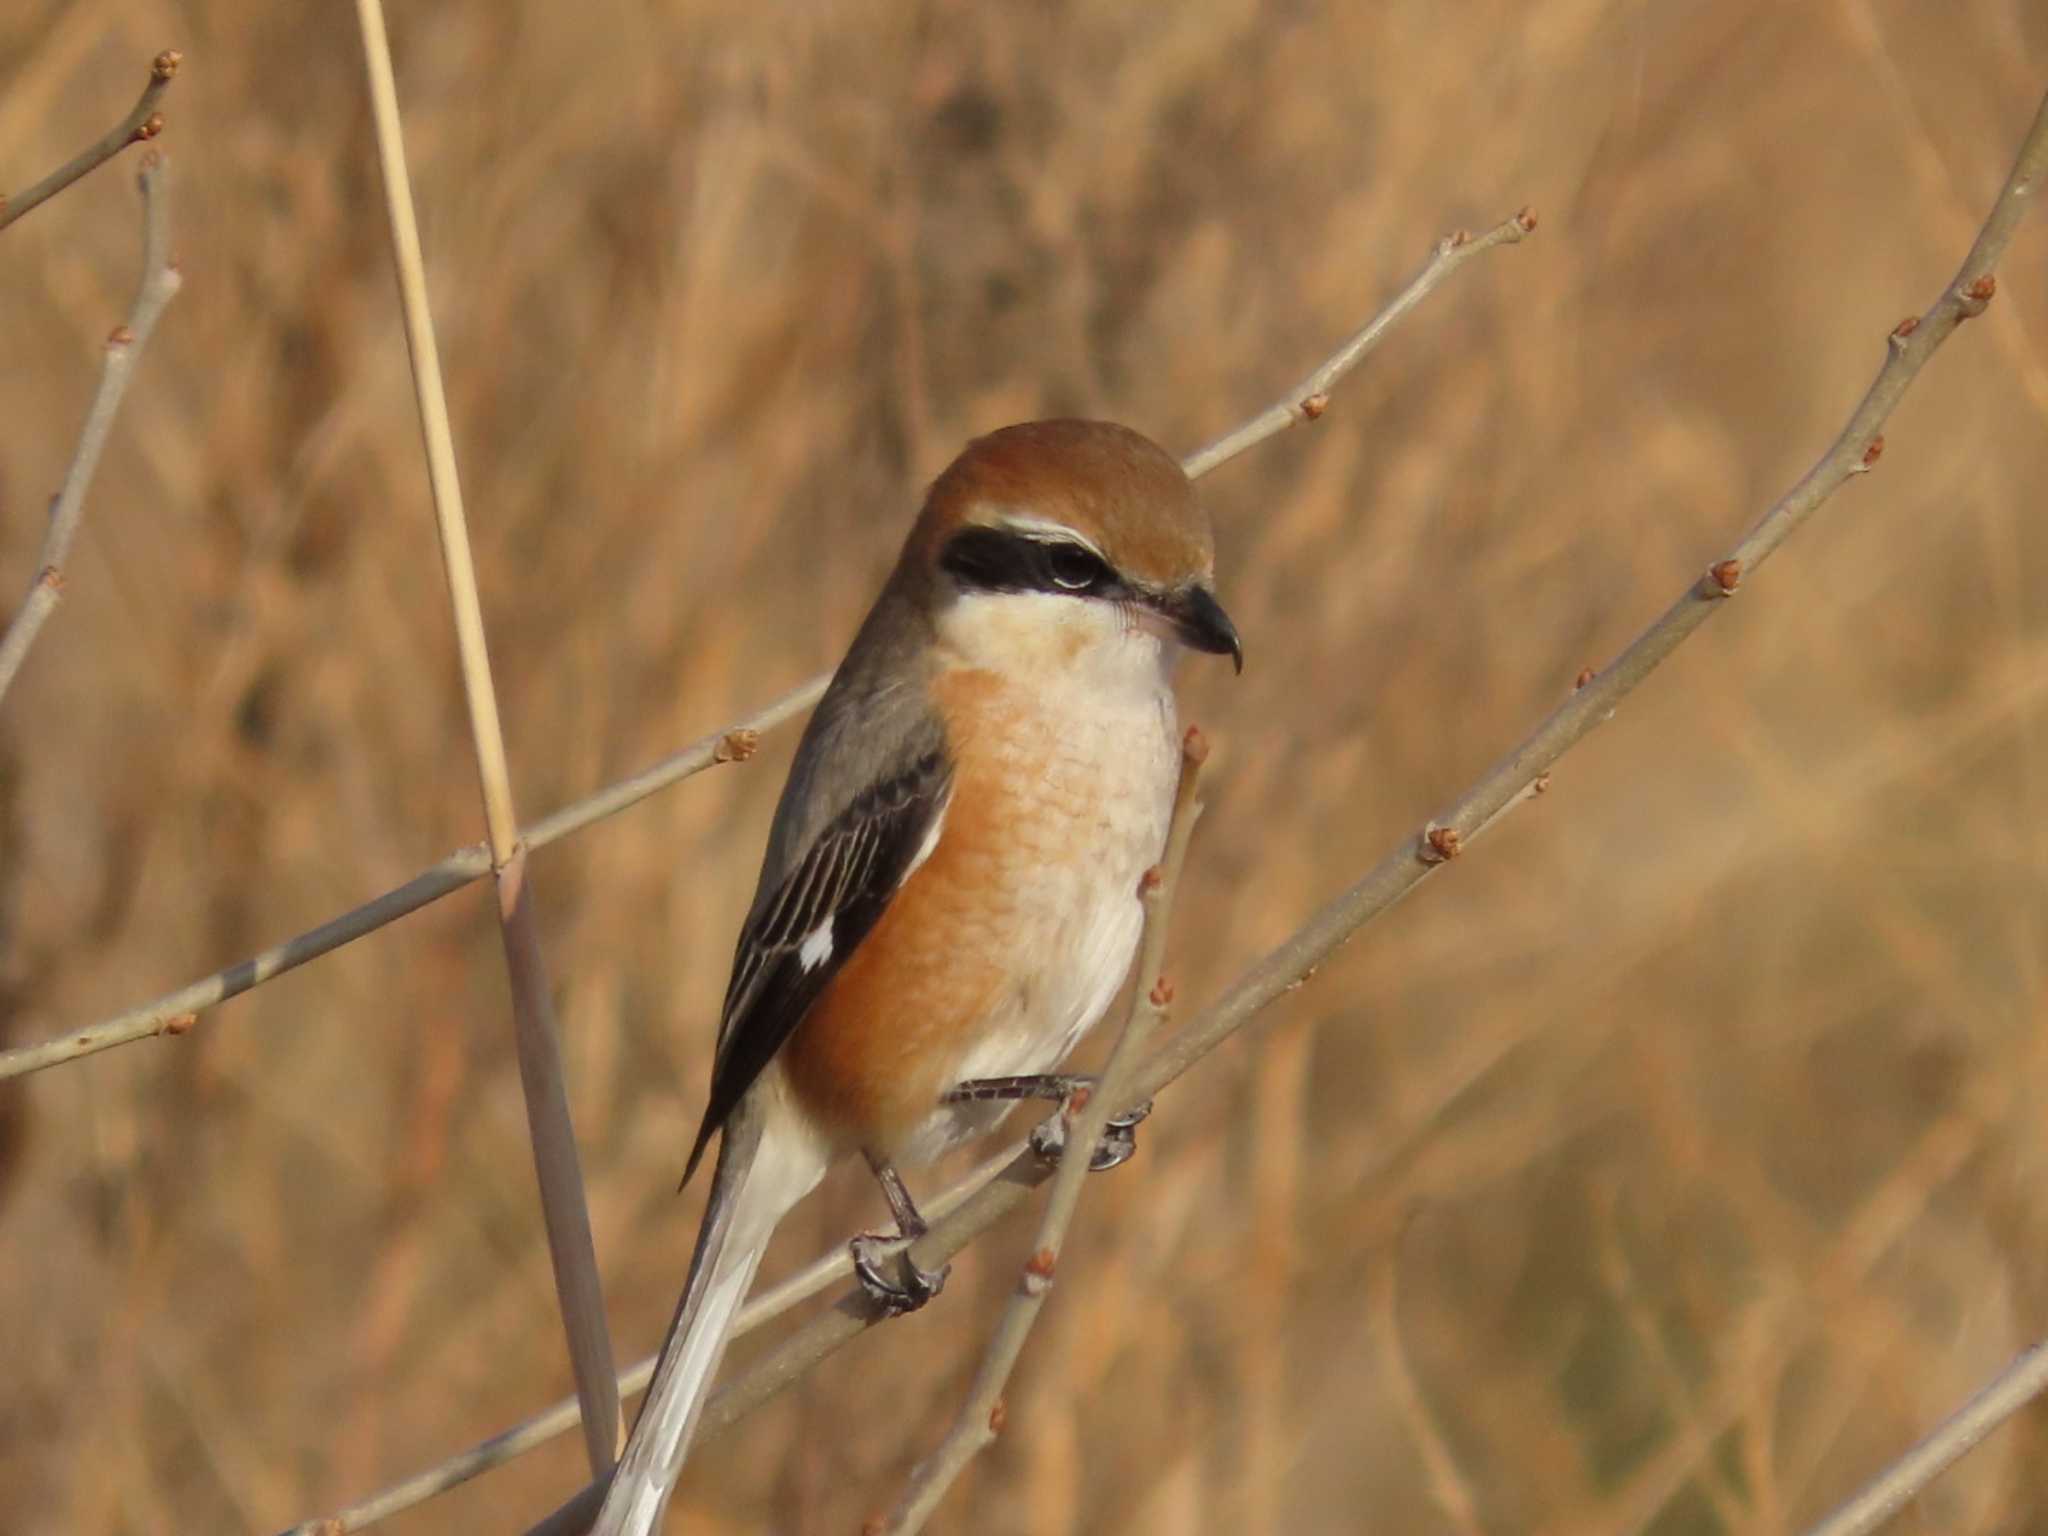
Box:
849, 1231, 949, 1316
1030, 1095, 1154, 1172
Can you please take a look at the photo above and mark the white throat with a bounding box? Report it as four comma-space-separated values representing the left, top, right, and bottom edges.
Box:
935, 589, 1180, 701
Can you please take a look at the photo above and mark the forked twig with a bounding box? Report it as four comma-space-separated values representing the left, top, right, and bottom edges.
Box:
0, 154, 182, 706
352, 0, 619, 1476
0, 50, 181, 234
880, 730, 1209, 1536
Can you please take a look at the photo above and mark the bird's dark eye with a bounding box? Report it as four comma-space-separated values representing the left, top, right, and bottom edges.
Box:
1044, 542, 1111, 592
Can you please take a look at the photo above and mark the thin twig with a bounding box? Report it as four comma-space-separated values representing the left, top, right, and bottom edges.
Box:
1178, 207, 1537, 479
0, 678, 819, 1082
513, 88, 2048, 1536
352, 0, 619, 1476
881, 729, 1209, 1536
2, 206, 1533, 1076
277, 209, 1538, 1536
1798, 1339, 2048, 1536
0, 50, 181, 234
0, 154, 181, 706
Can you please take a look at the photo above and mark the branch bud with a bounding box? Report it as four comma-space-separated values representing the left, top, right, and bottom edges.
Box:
1022, 1249, 1057, 1296
1421, 824, 1461, 863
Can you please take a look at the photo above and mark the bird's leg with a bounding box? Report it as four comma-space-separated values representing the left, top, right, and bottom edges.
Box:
849, 1152, 950, 1316
946, 1074, 1154, 1172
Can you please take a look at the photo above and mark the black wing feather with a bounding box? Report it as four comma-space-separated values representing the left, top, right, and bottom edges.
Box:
682, 749, 951, 1183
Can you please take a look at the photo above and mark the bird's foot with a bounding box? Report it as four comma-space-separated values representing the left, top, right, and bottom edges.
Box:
946, 1073, 1151, 1170
946, 1073, 1152, 1173
1027, 1098, 1152, 1171
849, 1231, 949, 1316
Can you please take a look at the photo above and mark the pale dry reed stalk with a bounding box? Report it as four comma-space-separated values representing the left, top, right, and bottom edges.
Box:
352, 0, 618, 1473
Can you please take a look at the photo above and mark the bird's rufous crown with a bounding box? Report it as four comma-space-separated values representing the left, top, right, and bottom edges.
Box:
909, 419, 1214, 591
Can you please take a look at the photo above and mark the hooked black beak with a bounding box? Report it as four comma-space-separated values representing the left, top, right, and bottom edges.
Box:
1167, 584, 1243, 673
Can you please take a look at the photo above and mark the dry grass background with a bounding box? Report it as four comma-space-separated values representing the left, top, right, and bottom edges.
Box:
4, 2, 2048, 1533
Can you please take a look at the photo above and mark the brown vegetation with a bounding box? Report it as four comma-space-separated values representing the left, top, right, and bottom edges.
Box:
4, 2, 2048, 1532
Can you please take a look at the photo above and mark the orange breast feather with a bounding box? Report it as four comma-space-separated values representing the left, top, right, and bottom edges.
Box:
781, 668, 1101, 1156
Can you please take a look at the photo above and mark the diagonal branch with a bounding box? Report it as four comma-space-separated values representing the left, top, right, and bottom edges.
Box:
0, 681, 815, 1081
0, 152, 182, 707
1179, 207, 1536, 479
880, 729, 1209, 1536
0, 49, 181, 234
515, 84, 2048, 1536
2, 205, 1533, 1083
1798, 1338, 2048, 1536
353, 0, 619, 1477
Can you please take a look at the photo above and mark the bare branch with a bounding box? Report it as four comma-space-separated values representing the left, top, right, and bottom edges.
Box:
881, 729, 1209, 1536
2, 205, 1532, 1075
0, 154, 182, 706
0, 677, 820, 1082
353, 0, 618, 1475
1178, 206, 1536, 479
0, 50, 181, 234
1798, 1339, 2048, 1536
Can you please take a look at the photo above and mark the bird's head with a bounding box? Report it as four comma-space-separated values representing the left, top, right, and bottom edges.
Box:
907, 419, 1242, 681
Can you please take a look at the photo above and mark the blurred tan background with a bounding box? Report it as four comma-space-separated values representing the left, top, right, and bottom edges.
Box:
5, 2, 2048, 1532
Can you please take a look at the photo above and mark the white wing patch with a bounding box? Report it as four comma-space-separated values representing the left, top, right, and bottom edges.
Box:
797, 918, 834, 972
898, 792, 949, 886
793, 793, 942, 977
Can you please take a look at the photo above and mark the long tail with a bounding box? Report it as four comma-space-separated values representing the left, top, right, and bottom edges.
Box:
593, 1099, 808, 1536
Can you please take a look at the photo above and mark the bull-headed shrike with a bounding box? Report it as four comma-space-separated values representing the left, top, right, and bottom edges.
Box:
595, 418, 1241, 1534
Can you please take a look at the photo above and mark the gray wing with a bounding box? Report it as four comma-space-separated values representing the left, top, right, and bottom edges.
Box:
682, 575, 949, 1183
